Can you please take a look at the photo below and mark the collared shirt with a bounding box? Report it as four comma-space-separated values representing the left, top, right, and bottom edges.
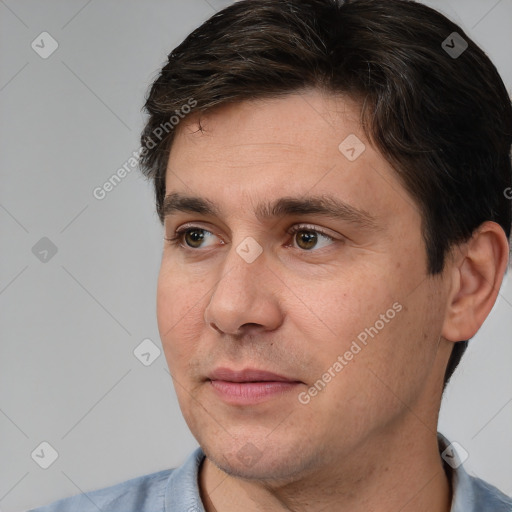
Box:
28, 432, 512, 511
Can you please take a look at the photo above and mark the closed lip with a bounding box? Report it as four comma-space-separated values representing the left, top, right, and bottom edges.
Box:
207, 367, 302, 383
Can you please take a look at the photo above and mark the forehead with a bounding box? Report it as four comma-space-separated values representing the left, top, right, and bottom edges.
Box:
164, 90, 417, 224
172, 90, 362, 163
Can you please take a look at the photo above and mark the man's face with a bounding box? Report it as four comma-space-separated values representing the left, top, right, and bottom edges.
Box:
157, 90, 451, 481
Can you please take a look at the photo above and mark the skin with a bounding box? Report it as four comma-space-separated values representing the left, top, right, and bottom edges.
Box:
156, 88, 509, 512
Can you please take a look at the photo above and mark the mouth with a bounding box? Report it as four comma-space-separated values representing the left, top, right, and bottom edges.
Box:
206, 367, 303, 404
208, 367, 301, 383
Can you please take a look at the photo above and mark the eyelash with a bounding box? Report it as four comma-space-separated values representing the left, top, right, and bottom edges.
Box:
164, 224, 336, 252
288, 225, 335, 247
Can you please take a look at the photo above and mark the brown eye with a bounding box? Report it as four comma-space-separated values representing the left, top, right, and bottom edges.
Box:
288, 225, 335, 252
167, 227, 218, 249
183, 228, 207, 248
294, 230, 319, 250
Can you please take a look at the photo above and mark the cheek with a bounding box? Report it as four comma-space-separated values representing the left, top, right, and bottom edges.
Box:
357, 280, 446, 401
157, 255, 206, 324
156, 262, 206, 367
295, 259, 433, 384
309, 269, 398, 340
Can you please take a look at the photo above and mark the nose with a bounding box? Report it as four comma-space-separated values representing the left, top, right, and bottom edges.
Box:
203, 241, 284, 337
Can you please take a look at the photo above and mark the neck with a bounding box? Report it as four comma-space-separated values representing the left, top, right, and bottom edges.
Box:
199, 424, 452, 512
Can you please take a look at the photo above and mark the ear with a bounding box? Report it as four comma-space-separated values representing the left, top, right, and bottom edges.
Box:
442, 221, 510, 342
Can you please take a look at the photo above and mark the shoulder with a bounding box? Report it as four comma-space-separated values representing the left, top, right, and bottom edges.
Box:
437, 432, 512, 512
27, 467, 174, 512
28, 446, 206, 512
464, 473, 512, 512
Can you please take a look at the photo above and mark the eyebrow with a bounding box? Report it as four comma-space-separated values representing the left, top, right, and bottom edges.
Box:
161, 192, 378, 229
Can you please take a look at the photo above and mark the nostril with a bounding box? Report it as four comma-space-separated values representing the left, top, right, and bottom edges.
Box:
241, 323, 261, 329
208, 322, 223, 334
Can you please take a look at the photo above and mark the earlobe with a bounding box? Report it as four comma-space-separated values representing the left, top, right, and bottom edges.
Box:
441, 221, 510, 342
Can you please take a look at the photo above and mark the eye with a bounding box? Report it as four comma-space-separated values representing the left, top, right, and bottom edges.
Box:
165, 226, 220, 249
165, 225, 336, 252
286, 224, 335, 251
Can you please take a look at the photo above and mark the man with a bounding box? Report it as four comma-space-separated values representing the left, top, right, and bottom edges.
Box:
30, 0, 512, 510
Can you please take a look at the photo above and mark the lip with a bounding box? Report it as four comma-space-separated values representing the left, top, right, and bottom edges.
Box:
208, 367, 299, 383
207, 367, 303, 405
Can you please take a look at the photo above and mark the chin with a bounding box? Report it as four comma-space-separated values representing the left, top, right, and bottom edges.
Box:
202, 434, 318, 483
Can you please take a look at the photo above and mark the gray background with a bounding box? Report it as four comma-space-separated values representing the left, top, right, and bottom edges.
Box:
0, 0, 511, 510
